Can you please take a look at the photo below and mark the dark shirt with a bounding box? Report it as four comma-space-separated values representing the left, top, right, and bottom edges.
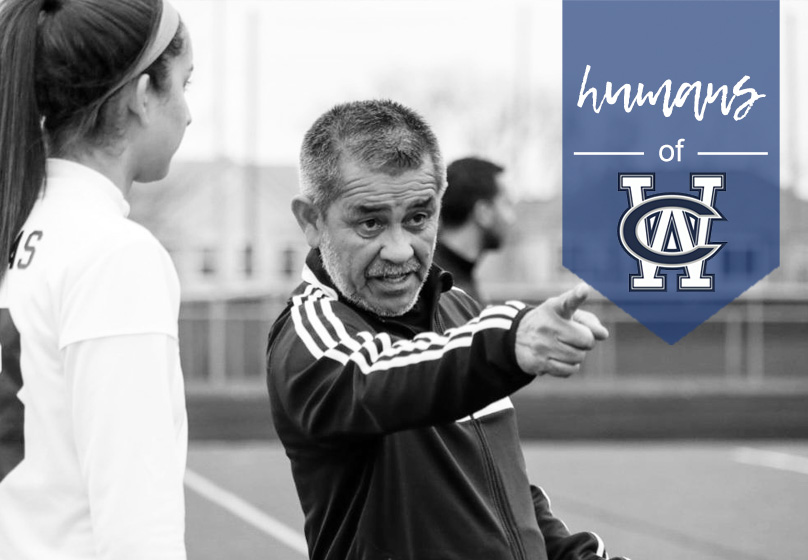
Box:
266, 249, 619, 560
433, 241, 480, 302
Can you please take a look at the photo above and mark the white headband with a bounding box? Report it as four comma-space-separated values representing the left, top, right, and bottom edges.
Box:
88, 0, 180, 111
126, 0, 181, 83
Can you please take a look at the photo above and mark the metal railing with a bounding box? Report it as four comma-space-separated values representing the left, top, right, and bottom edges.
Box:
179, 290, 808, 391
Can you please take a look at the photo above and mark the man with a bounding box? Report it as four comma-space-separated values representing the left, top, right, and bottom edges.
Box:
435, 157, 515, 302
267, 100, 627, 560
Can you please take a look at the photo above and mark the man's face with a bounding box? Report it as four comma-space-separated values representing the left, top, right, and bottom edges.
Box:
317, 158, 441, 317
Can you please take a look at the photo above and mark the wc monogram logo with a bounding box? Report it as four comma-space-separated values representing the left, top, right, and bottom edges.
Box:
618, 173, 725, 291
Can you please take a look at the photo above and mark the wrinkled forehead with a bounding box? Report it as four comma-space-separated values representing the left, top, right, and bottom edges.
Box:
331, 157, 441, 211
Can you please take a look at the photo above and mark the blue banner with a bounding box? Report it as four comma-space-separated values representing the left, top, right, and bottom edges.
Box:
563, 0, 780, 344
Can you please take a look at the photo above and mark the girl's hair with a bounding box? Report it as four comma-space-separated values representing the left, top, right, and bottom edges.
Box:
0, 0, 185, 283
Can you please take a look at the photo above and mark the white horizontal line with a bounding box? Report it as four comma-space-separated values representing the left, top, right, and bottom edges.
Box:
732, 447, 808, 476
185, 468, 308, 556
697, 152, 768, 156
573, 152, 644, 156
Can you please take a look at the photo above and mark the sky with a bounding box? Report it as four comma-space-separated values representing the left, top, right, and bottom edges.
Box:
171, 0, 808, 198
175, 1, 559, 176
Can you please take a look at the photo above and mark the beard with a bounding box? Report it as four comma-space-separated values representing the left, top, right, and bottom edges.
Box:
481, 224, 504, 251
319, 231, 429, 317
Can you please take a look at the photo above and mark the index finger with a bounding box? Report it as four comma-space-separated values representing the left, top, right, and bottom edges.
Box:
553, 283, 590, 320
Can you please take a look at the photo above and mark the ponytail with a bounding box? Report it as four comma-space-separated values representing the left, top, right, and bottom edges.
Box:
0, 0, 178, 283
0, 0, 47, 283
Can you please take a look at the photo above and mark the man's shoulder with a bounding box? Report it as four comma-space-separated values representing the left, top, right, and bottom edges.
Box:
268, 280, 374, 364
276, 280, 371, 329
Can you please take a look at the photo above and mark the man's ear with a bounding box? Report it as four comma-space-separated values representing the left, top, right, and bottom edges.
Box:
472, 199, 495, 228
291, 195, 323, 248
128, 74, 152, 126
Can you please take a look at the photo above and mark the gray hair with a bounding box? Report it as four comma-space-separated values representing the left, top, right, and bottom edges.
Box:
299, 99, 446, 211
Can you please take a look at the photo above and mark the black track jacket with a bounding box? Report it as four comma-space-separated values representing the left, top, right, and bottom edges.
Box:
267, 250, 613, 560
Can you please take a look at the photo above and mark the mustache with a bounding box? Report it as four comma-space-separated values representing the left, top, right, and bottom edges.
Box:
366, 259, 421, 278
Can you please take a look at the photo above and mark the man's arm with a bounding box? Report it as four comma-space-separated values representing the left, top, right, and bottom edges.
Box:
268, 295, 535, 442
267, 283, 607, 443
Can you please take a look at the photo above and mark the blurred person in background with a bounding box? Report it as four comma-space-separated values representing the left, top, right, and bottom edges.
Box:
267, 99, 628, 560
434, 156, 516, 303
0, 0, 192, 558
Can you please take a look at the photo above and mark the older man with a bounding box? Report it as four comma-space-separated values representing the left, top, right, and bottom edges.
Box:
267, 100, 626, 560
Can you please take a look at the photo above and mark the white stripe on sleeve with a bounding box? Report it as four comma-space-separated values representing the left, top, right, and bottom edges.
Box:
290, 285, 324, 358
589, 532, 606, 557
291, 285, 524, 375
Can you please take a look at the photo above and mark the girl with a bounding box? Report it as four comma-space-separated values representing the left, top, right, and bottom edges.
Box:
0, 1, 193, 558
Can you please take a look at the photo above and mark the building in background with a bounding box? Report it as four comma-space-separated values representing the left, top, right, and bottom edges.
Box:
128, 159, 808, 387
125, 0, 808, 388
131, 161, 808, 300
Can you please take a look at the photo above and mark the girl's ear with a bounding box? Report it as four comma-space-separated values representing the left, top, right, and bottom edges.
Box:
127, 74, 153, 126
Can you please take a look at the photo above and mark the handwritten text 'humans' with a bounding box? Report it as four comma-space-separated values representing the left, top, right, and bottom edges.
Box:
578, 65, 766, 121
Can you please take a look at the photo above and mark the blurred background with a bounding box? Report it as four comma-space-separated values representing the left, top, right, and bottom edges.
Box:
126, 2, 808, 558
129, 0, 808, 439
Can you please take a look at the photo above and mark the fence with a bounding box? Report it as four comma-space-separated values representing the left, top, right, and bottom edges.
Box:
179, 291, 808, 392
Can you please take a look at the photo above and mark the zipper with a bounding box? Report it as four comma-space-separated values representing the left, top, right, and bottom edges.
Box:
471, 418, 527, 560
